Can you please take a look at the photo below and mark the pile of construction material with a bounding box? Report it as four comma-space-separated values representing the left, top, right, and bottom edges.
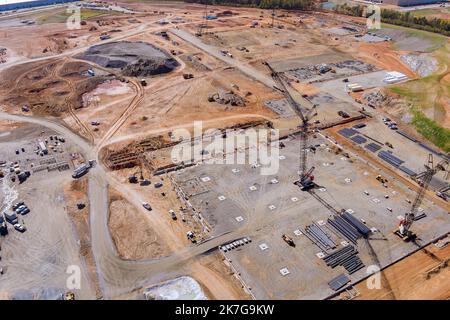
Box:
208, 89, 245, 107
77, 41, 180, 77
328, 273, 350, 291
383, 71, 408, 84
304, 223, 336, 251
327, 211, 371, 244
323, 245, 365, 275
362, 89, 388, 108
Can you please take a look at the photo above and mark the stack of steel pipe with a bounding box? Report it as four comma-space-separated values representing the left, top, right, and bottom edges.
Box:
378, 150, 404, 167
342, 212, 371, 236
327, 215, 361, 244
323, 245, 365, 275
304, 223, 337, 251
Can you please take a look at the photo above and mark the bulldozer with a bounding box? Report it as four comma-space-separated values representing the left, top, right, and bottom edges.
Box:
282, 234, 295, 247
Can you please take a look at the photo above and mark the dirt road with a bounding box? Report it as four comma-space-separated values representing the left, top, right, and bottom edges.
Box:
170, 28, 277, 89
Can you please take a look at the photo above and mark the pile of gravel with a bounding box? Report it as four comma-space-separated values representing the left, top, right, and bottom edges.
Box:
76, 41, 179, 77
400, 54, 438, 78
208, 89, 245, 106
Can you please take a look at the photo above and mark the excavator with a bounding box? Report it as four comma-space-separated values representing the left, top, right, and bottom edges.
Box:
396, 154, 449, 241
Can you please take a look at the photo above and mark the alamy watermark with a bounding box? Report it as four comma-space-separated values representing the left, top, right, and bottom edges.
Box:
170, 121, 280, 175
366, 4, 381, 30
366, 264, 381, 290
66, 265, 81, 290
66, 6, 81, 30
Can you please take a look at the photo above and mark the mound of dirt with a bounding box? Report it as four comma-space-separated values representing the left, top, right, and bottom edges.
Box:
208, 89, 245, 107
76, 41, 179, 77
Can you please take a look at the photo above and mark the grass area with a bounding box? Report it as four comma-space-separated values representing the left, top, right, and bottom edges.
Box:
388, 45, 450, 152
37, 8, 120, 24
380, 23, 448, 52
409, 7, 450, 18
411, 108, 450, 152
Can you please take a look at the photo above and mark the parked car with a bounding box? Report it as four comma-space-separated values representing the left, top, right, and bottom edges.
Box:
12, 202, 24, 210
338, 110, 350, 118
15, 205, 27, 214
14, 223, 26, 232
142, 202, 152, 211
169, 209, 177, 220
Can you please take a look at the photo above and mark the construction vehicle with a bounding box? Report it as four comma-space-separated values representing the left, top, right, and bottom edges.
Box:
338, 110, 350, 118
63, 292, 75, 300
376, 175, 388, 184
169, 209, 177, 220
142, 202, 152, 211
187, 231, 196, 243
265, 62, 317, 191
282, 234, 295, 247
128, 175, 138, 184
396, 154, 449, 241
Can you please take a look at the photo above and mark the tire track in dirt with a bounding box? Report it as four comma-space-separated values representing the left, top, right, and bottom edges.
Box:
54, 58, 95, 143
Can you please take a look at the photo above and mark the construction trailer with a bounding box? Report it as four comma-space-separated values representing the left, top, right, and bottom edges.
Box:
4, 211, 18, 224
38, 141, 48, 155
72, 161, 94, 179
347, 83, 363, 92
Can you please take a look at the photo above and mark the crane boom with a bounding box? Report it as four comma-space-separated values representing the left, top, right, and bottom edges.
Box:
399, 154, 449, 238
265, 62, 317, 188
265, 63, 308, 124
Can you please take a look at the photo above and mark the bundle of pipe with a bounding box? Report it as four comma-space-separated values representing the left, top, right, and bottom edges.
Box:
304, 223, 337, 251
323, 245, 365, 274
342, 212, 371, 236
327, 215, 361, 244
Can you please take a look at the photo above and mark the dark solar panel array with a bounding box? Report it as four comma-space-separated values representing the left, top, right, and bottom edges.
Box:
350, 135, 367, 144
338, 128, 358, 138
399, 166, 417, 177
365, 142, 381, 153
328, 274, 350, 291
378, 150, 404, 167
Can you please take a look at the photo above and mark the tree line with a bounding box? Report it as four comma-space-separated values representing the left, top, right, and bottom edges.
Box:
184, 0, 316, 10
333, 4, 450, 37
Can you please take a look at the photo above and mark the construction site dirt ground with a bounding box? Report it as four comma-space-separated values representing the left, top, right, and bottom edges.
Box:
0, 124, 95, 299
171, 133, 450, 299
353, 243, 450, 300
0, 1, 449, 301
